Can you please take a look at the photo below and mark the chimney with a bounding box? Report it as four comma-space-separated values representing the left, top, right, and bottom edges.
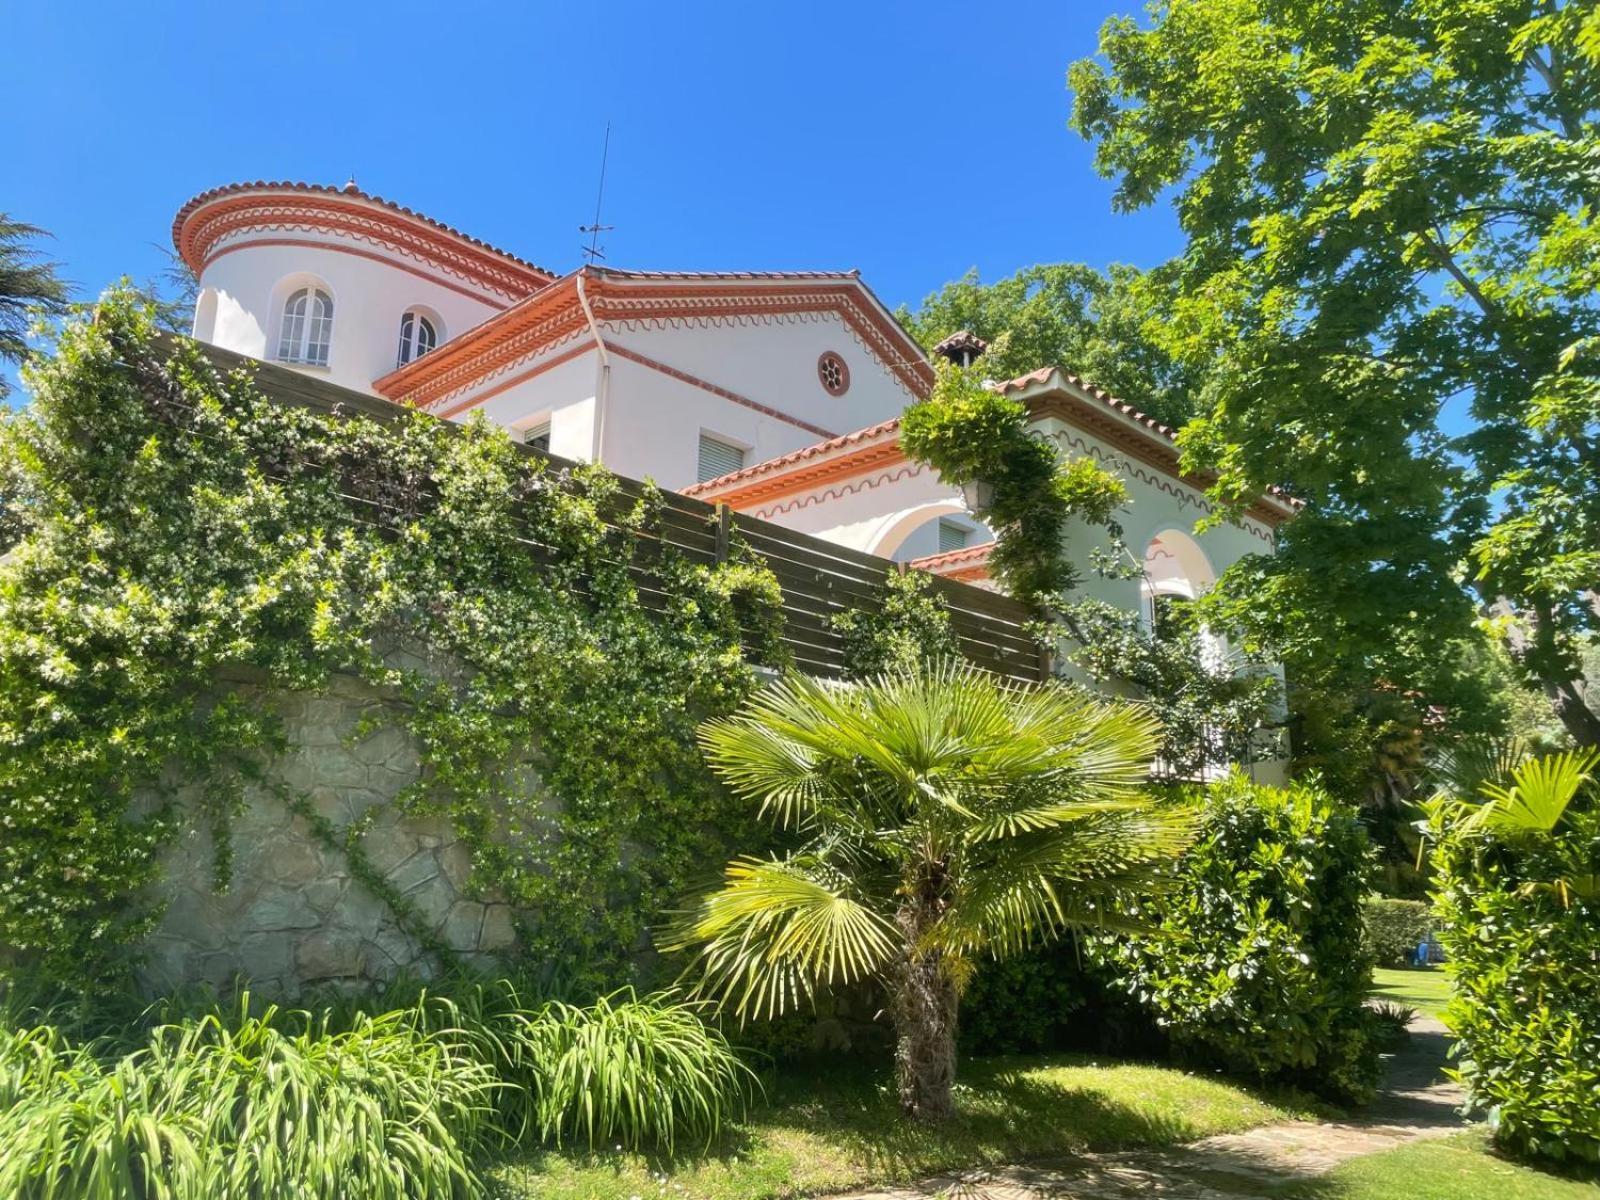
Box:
931, 329, 988, 370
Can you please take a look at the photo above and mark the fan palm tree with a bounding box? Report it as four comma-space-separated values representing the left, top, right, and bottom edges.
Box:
1424, 743, 1600, 906
667, 661, 1196, 1120
1, 215, 70, 401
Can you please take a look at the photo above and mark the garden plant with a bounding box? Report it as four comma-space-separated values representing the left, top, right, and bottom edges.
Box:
669, 661, 1196, 1119
1425, 744, 1600, 1165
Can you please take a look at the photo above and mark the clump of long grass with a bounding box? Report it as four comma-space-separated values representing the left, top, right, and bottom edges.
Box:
514, 988, 759, 1153
0, 996, 497, 1200
0, 979, 758, 1197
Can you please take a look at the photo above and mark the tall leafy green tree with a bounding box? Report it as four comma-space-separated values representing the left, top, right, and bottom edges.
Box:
897, 263, 1202, 428
1070, 0, 1600, 744
669, 663, 1193, 1120
0, 216, 70, 401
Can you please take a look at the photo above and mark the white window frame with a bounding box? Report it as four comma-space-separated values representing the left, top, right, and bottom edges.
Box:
523, 421, 552, 453
396, 310, 439, 367
277, 286, 334, 367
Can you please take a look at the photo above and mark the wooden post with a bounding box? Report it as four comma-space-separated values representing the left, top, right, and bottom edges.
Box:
715, 502, 731, 564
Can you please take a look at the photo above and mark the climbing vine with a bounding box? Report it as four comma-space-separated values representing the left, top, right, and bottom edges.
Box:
0, 292, 786, 993
830, 568, 958, 678
899, 362, 1127, 613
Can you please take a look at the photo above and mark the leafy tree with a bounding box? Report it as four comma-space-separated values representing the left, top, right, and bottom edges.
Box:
668, 662, 1194, 1119
1070, 0, 1600, 745
897, 263, 1200, 429
1060, 596, 1282, 780
0, 216, 70, 401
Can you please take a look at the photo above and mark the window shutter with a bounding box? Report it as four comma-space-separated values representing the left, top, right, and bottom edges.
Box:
698, 434, 745, 483
525, 423, 551, 453
938, 520, 970, 553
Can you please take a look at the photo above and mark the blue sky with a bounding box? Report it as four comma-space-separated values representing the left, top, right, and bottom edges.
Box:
7, 1, 1181, 334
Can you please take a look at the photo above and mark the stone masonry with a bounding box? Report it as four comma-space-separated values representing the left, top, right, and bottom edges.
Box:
140, 669, 523, 998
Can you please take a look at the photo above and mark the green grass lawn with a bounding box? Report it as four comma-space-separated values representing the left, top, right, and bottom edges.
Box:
1275, 1131, 1600, 1199
1372, 966, 1453, 1019
486, 1053, 1315, 1200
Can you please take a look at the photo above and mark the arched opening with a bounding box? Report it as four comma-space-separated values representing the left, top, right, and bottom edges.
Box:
271, 276, 335, 368
192, 287, 219, 342
396, 307, 443, 367
1142, 528, 1223, 669
867, 500, 982, 561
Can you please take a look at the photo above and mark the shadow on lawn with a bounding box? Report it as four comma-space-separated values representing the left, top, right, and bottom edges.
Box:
482, 1051, 1314, 1195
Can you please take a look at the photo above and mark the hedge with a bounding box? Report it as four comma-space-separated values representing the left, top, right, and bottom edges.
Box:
1362, 898, 1433, 968
1093, 771, 1382, 1101
1429, 753, 1600, 1164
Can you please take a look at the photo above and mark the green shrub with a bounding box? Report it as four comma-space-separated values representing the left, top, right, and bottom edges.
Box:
959, 950, 1095, 1054
1092, 772, 1382, 1101
1427, 748, 1600, 1165
1362, 898, 1433, 968
0, 997, 497, 1200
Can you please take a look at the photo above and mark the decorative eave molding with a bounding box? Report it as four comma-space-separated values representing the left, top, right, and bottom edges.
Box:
375, 278, 589, 408
373, 268, 934, 412
174, 183, 555, 306
997, 367, 1299, 529
684, 417, 905, 507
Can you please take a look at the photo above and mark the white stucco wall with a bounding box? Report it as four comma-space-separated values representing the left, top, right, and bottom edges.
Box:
614, 314, 915, 435
597, 354, 831, 491
455, 347, 601, 462
194, 235, 507, 396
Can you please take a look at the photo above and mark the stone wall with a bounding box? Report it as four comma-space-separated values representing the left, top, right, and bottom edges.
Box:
141, 670, 522, 998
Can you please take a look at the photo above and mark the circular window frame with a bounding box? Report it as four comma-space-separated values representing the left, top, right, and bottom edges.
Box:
817, 352, 850, 397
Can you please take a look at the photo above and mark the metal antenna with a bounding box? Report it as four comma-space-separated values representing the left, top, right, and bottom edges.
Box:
579, 122, 614, 263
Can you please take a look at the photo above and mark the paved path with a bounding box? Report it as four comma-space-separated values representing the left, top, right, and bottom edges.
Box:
829, 1015, 1467, 1199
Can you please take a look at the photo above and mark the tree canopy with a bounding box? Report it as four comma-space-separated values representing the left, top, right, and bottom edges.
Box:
0, 216, 69, 401
1071, 0, 1600, 745
896, 263, 1202, 429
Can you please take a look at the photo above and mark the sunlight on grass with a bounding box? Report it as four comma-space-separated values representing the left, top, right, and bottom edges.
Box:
1275, 1131, 1599, 1199
1371, 967, 1453, 1019
487, 1054, 1313, 1200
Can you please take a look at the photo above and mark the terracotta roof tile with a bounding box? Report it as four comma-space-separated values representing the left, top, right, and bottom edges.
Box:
681, 417, 902, 496
907, 541, 996, 573
172, 180, 557, 280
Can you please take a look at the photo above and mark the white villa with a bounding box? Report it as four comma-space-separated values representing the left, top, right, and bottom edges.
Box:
175, 180, 1295, 628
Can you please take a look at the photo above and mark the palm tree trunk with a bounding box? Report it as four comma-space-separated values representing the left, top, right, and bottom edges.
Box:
889, 903, 959, 1120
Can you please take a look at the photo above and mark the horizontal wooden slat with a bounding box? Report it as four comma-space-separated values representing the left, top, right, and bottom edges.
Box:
147, 338, 1051, 685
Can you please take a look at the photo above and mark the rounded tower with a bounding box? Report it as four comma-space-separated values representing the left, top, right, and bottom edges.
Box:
173, 181, 555, 394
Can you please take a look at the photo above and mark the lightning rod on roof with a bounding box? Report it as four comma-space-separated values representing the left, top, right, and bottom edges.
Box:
579, 122, 614, 264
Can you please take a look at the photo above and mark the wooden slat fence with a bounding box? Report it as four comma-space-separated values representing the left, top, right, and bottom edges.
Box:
156, 339, 1047, 684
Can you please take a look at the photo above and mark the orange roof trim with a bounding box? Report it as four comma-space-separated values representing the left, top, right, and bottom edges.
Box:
996, 367, 1299, 527
683, 417, 905, 508
682, 367, 1297, 531
374, 268, 934, 411
907, 540, 995, 584
173, 181, 557, 304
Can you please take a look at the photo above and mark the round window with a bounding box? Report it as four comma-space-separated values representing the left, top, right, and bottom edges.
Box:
817, 352, 850, 396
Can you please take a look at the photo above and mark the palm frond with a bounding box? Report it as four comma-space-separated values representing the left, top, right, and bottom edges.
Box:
665, 855, 898, 1021
933, 803, 1198, 958
1466, 747, 1599, 836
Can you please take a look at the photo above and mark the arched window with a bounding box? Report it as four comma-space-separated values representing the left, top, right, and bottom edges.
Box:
277, 287, 334, 366
396, 310, 438, 366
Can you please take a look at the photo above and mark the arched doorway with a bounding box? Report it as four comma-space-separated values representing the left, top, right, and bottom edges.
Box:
1141, 528, 1223, 670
